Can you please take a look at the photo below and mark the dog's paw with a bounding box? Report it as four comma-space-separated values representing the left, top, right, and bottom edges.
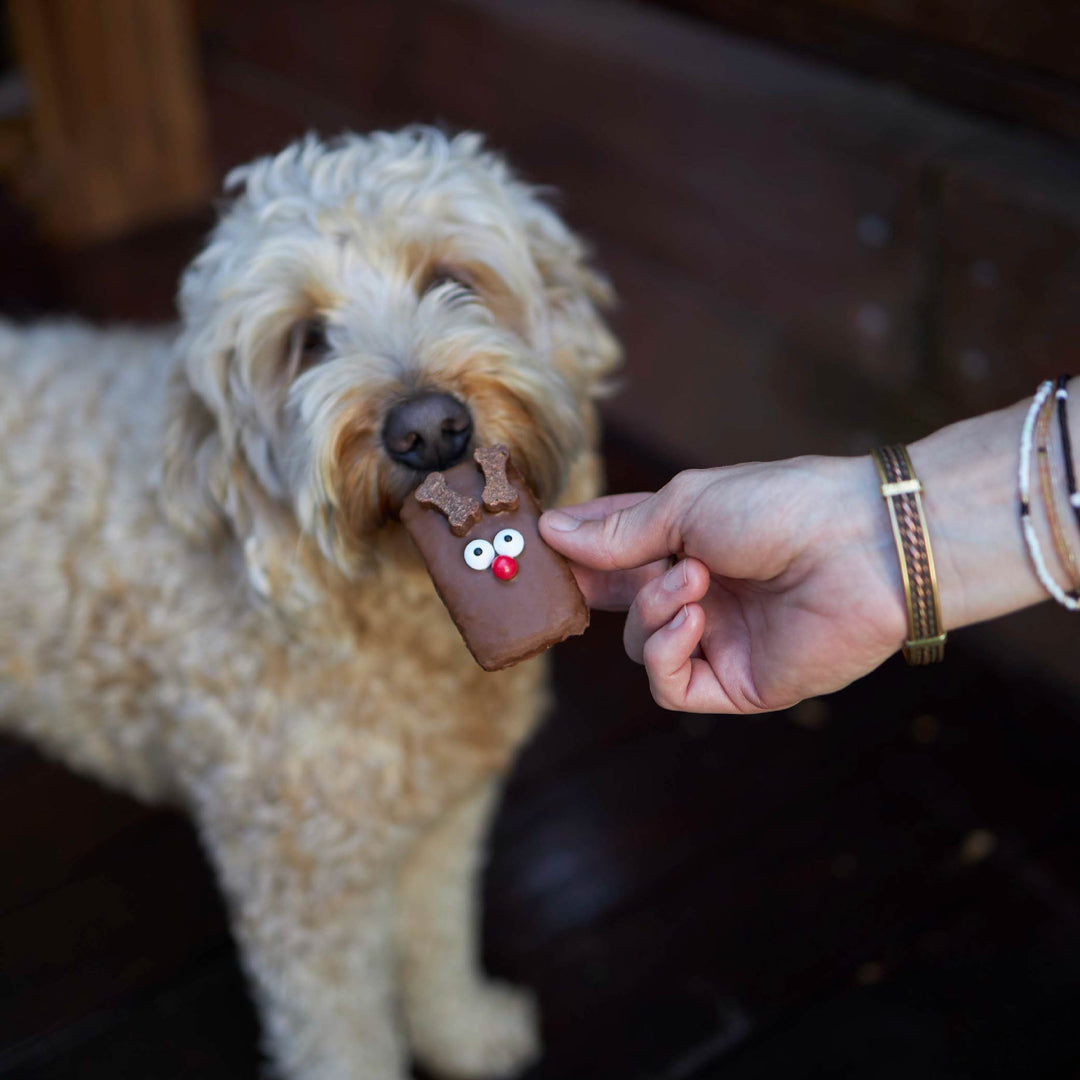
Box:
413, 981, 540, 1080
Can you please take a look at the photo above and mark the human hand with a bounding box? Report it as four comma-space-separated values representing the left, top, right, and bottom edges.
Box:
540, 457, 909, 713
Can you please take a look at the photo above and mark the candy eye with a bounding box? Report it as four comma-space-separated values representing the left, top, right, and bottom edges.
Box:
493, 529, 524, 557
463, 538, 495, 571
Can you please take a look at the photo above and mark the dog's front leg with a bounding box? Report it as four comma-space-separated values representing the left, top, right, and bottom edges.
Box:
202, 823, 408, 1080
396, 779, 540, 1080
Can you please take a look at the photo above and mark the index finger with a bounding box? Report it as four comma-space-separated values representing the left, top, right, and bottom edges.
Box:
566, 559, 672, 612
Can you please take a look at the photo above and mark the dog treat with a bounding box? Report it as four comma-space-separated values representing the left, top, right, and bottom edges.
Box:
402, 445, 589, 670
414, 471, 482, 536
474, 444, 519, 513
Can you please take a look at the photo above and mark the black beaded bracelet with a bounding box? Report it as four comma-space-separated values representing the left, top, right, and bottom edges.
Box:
1055, 375, 1080, 533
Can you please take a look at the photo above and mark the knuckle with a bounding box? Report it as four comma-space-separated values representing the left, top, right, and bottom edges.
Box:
658, 470, 706, 549
628, 580, 660, 624
641, 633, 670, 676
598, 508, 629, 568
648, 676, 678, 712
665, 468, 706, 503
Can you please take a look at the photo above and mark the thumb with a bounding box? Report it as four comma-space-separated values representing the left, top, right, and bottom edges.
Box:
540, 487, 682, 571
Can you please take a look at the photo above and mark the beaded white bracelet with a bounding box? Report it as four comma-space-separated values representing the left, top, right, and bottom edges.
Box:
1019, 380, 1080, 611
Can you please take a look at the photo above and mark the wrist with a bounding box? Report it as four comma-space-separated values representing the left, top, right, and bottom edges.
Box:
815, 454, 911, 653
907, 397, 1049, 631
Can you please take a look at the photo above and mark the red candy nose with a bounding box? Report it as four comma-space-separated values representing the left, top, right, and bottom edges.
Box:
492, 555, 518, 581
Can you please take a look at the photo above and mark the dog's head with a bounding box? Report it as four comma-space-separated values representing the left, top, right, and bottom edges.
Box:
163, 129, 619, 577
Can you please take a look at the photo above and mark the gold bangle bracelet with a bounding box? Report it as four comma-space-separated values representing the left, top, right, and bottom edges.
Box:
870, 445, 946, 665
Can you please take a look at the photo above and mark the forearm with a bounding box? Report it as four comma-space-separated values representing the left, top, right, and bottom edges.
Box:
906, 379, 1080, 632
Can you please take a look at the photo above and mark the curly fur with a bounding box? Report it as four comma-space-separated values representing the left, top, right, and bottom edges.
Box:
0, 128, 619, 1080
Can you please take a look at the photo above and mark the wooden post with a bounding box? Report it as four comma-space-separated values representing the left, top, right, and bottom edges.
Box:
7, 0, 212, 243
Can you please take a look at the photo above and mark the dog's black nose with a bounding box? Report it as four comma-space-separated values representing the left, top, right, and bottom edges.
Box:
382, 392, 473, 471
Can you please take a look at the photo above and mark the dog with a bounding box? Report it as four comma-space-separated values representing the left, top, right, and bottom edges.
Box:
0, 128, 619, 1080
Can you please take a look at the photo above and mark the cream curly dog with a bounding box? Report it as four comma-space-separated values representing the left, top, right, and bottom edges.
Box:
0, 128, 618, 1080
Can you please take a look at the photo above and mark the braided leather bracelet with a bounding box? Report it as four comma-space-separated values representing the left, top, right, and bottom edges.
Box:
870, 444, 947, 665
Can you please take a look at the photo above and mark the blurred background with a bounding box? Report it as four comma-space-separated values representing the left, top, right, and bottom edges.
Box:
1, 1, 1079, 1077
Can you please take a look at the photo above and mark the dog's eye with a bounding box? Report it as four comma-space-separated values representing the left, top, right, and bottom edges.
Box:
463, 539, 495, 571
424, 268, 474, 296
297, 319, 330, 368
493, 529, 524, 558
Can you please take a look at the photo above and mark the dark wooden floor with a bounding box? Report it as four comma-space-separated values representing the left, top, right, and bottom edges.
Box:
4, 0, 1080, 1076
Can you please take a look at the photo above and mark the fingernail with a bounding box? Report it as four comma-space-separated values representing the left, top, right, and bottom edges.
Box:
670, 605, 689, 629
664, 560, 687, 592
543, 510, 582, 532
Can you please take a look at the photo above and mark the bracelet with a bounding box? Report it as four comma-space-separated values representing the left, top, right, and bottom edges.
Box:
870, 444, 946, 665
1055, 375, 1080, 533
1019, 380, 1080, 612
1034, 387, 1080, 592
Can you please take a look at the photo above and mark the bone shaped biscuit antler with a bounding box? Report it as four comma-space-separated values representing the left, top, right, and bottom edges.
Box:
415, 472, 482, 536
474, 444, 519, 513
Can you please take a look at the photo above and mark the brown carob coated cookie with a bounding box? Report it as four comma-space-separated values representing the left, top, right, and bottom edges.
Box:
401, 445, 589, 671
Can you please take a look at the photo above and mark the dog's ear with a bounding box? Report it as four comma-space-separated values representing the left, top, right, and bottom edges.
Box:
522, 198, 622, 400
160, 369, 231, 544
